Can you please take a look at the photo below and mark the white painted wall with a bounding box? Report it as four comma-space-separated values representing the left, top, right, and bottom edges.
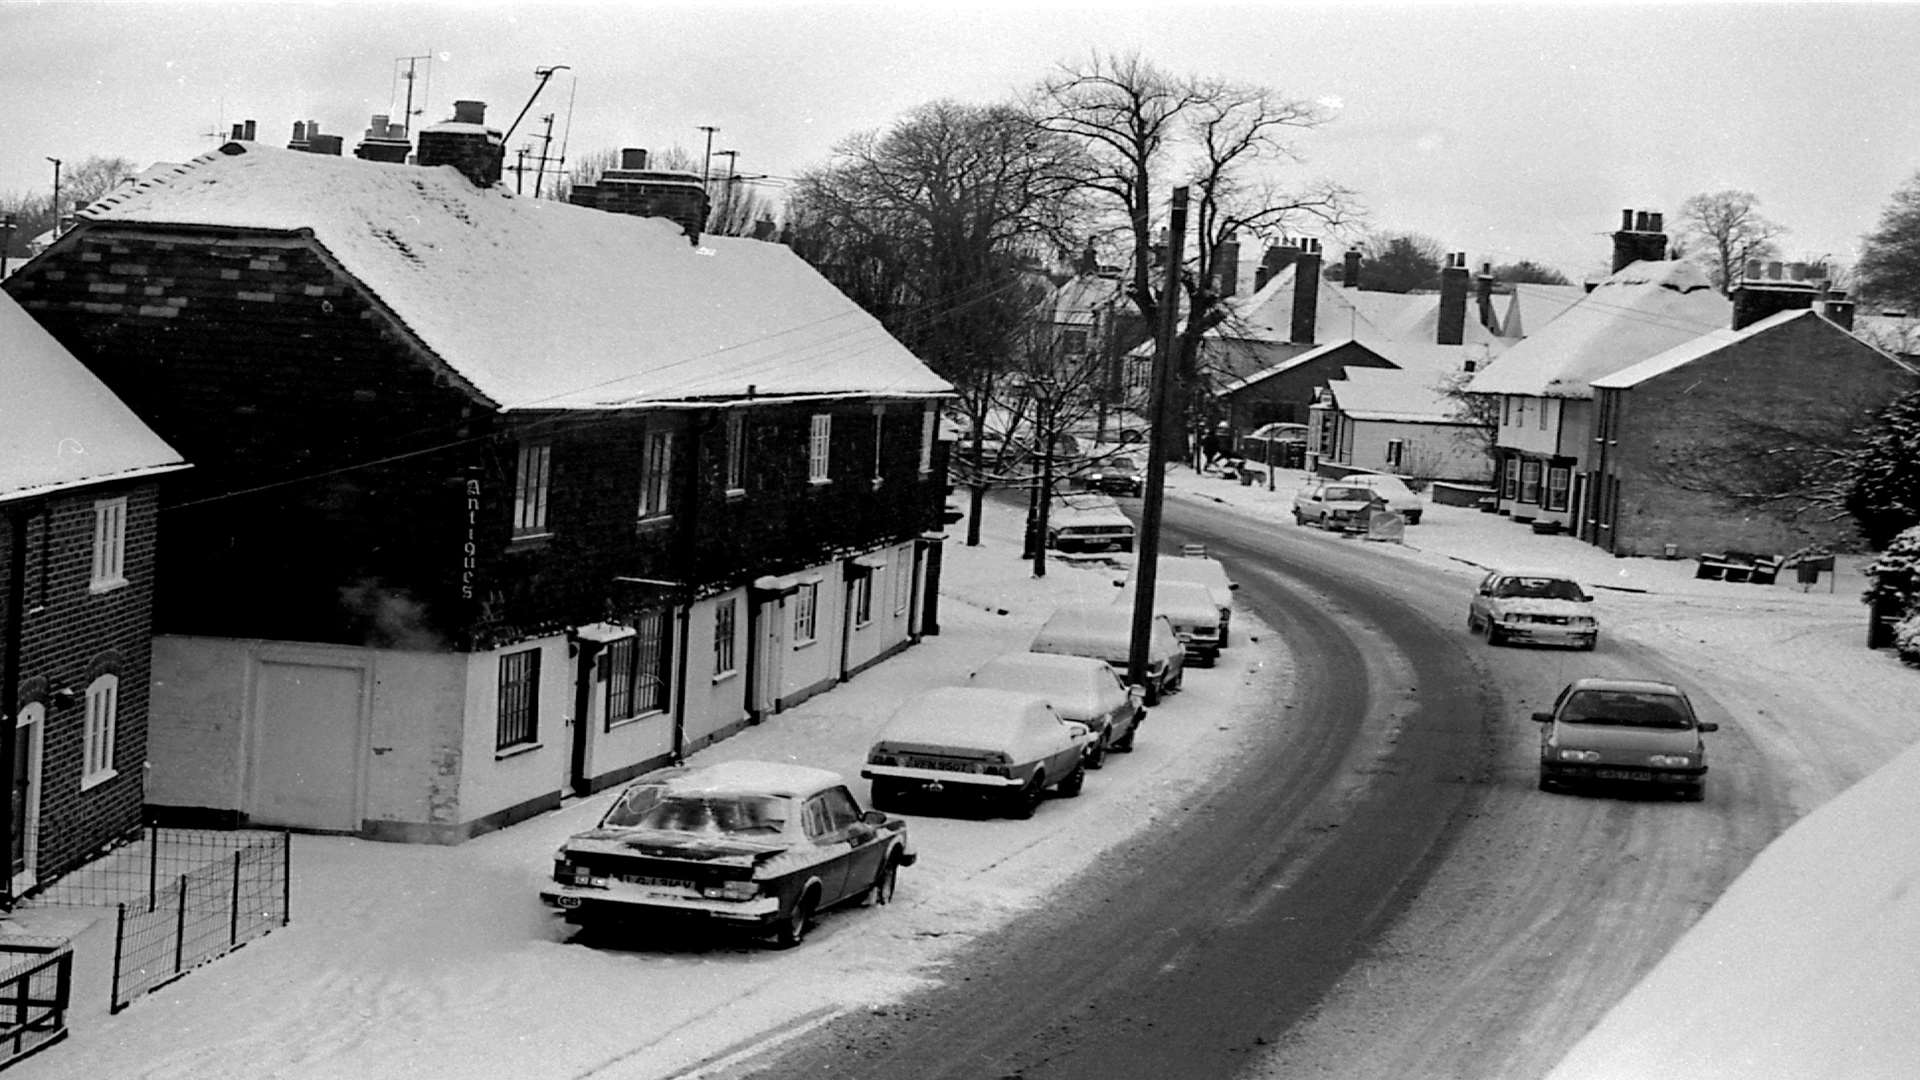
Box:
458, 635, 572, 827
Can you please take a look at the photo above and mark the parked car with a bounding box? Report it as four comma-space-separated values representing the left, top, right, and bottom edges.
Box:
968, 651, 1147, 766
1135, 554, 1237, 647
1339, 473, 1424, 524
1046, 494, 1136, 554
1242, 422, 1308, 468
1079, 450, 1145, 496
1467, 568, 1599, 649
1029, 602, 1185, 704
863, 687, 1093, 819
540, 760, 915, 948
1113, 580, 1224, 666
1534, 678, 1718, 801
1291, 480, 1382, 532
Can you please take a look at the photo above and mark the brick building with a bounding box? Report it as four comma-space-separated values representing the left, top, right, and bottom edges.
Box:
1, 293, 188, 897
2, 102, 953, 843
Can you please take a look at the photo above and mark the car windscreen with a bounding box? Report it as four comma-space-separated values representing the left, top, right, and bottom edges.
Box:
1496, 576, 1588, 601
1108, 456, 1137, 472
604, 792, 791, 835
1324, 487, 1371, 501
1559, 690, 1694, 729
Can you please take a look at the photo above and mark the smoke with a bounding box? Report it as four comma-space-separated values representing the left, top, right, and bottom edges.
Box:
338, 578, 447, 651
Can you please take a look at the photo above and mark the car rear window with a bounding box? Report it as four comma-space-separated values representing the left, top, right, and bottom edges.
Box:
609, 793, 791, 835
1324, 486, 1371, 501
1560, 690, 1694, 729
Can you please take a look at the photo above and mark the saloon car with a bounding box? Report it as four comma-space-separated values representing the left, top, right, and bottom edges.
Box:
1080, 451, 1145, 496
1133, 554, 1237, 647
1339, 473, 1424, 524
1113, 579, 1224, 666
1291, 481, 1382, 532
1534, 678, 1718, 801
1029, 603, 1186, 704
1468, 568, 1599, 649
541, 760, 915, 948
969, 651, 1147, 766
1046, 495, 1136, 554
863, 687, 1093, 819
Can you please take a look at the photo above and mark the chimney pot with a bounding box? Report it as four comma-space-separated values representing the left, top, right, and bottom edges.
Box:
1768, 261, 1783, 280
452, 100, 486, 124
1621, 209, 1635, 231
292, 121, 307, 142
1648, 212, 1663, 233
231, 123, 245, 140
1635, 211, 1650, 231
620, 148, 649, 170
1746, 259, 1762, 280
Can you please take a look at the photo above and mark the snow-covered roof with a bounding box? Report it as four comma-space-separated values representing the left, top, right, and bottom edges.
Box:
880, 686, 1053, 744
1499, 283, 1588, 339
1593, 308, 1914, 389
1046, 273, 1125, 328
1466, 261, 1731, 400
1206, 266, 1504, 351
73, 143, 952, 411
1215, 339, 1372, 395
1, 292, 189, 503
1323, 366, 1463, 423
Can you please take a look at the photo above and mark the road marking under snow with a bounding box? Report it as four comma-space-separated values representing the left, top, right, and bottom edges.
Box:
647, 1004, 852, 1080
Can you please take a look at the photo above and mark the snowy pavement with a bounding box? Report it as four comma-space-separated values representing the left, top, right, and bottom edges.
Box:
7, 464, 1917, 1079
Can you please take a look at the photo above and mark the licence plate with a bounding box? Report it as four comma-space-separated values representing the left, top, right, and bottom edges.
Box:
1596, 769, 1653, 782
903, 755, 976, 773
621, 873, 696, 889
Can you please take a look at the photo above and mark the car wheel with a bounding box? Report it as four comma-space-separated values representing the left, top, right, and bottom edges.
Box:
1006, 774, 1045, 819
1058, 762, 1087, 797
1143, 681, 1162, 706
1406, 512, 1422, 525
1117, 715, 1141, 751
1293, 509, 1306, 525
1087, 740, 1108, 770
1466, 612, 1480, 633
1487, 625, 1506, 646
1581, 635, 1598, 652
1168, 670, 1184, 693
863, 853, 901, 907
1681, 783, 1705, 803
1538, 772, 1558, 793
773, 889, 818, 949
869, 780, 905, 812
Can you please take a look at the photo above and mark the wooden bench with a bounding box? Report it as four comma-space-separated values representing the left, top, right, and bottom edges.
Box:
1694, 552, 1783, 584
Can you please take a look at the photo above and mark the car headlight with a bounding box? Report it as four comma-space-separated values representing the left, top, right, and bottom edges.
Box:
1557, 748, 1601, 762
1572, 616, 1597, 627
701, 880, 761, 901
1647, 754, 1694, 768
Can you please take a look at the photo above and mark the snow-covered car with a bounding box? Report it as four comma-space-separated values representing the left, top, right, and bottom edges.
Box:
968, 651, 1147, 766
1079, 451, 1145, 496
1467, 568, 1598, 649
1046, 494, 1135, 553
1339, 473, 1424, 524
1534, 678, 1718, 801
541, 760, 915, 948
1291, 480, 1381, 531
1029, 602, 1185, 704
862, 687, 1093, 819
1134, 554, 1237, 646
1113, 579, 1224, 666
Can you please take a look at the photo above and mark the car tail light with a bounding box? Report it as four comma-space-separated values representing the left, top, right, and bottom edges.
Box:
984, 765, 1012, 778
868, 750, 901, 767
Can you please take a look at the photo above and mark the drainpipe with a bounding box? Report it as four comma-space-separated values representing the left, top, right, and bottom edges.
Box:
671, 604, 691, 762
0, 505, 27, 910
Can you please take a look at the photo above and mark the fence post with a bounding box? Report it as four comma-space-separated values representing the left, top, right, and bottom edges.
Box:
110, 904, 127, 1014
148, 825, 159, 914
230, 851, 242, 947
281, 830, 291, 925
172, 875, 188, 974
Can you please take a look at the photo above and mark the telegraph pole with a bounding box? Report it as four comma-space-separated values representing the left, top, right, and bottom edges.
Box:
713, 149, 739, 232
46, 158, 62, 239
1127, 186, 1188, 690
697, 125, 719, 185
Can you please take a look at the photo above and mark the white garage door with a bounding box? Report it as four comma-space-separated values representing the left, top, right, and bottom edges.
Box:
250, 661, 364, 832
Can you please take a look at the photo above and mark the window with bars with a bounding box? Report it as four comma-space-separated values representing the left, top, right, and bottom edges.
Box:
639, 430, 674, 518
513, 443, 551, 538
82, 673, 118, 787
714, 598, 738, 677
725, 412, 747, 492
808, 414, 832, 483
606, 611, 670, 725
91, 497, 127, 591
793, 582, 818, 644
497, 648, 540, 750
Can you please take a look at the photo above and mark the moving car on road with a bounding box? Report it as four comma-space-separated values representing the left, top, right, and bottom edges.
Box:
1079, 450, 1145, 496
1291, 481, 1381, 532
863, 687, 1093, 819
1468, 568, 1599, 649
541, 760, 915, 948
1029, 602, 1185, 704
968, 651, 1147, 766
1535, 678, 1718, 801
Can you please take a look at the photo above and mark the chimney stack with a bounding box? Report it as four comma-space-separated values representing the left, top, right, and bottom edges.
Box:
416, 99, 505, 188
1475, 261, 1499, 332
1438, 252, 1470, 346
1343, 248, 1362, 289
1212, 233, 1241, 298
567, 145, 712, 243
1290, 238, 1322, 345
1731, 265, 1820, 330
355, 113, 413, 163
1611, 207, 1669, 273
1822, 289, 1856, 331
1254, 238, 1301, 292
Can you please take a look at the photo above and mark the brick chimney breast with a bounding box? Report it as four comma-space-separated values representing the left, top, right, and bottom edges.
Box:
1344, 249, 1361, 289
1290, 238, 1322, 345
1611, 207, 1669, 273
1438, 252, 1469, 345
568, 154, 712, 243
355, 113, 413, 164
417, 100, 505, 187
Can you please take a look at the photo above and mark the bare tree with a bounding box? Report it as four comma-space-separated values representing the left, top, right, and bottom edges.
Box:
1033, 52, 1355, 451
785, 99, 1090, 544
1680, 189, 1786, 294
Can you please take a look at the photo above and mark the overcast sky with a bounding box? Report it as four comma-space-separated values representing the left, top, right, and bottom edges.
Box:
7, 1, 1920, 282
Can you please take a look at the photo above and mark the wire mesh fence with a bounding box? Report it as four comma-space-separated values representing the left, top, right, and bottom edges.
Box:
0, 937, 72, 1067
23, 827, 289, 1013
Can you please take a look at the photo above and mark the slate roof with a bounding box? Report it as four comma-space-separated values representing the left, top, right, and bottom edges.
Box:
1, 291, 189, 502
1592, 308, 1915, 389
72, 142, 952, 411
